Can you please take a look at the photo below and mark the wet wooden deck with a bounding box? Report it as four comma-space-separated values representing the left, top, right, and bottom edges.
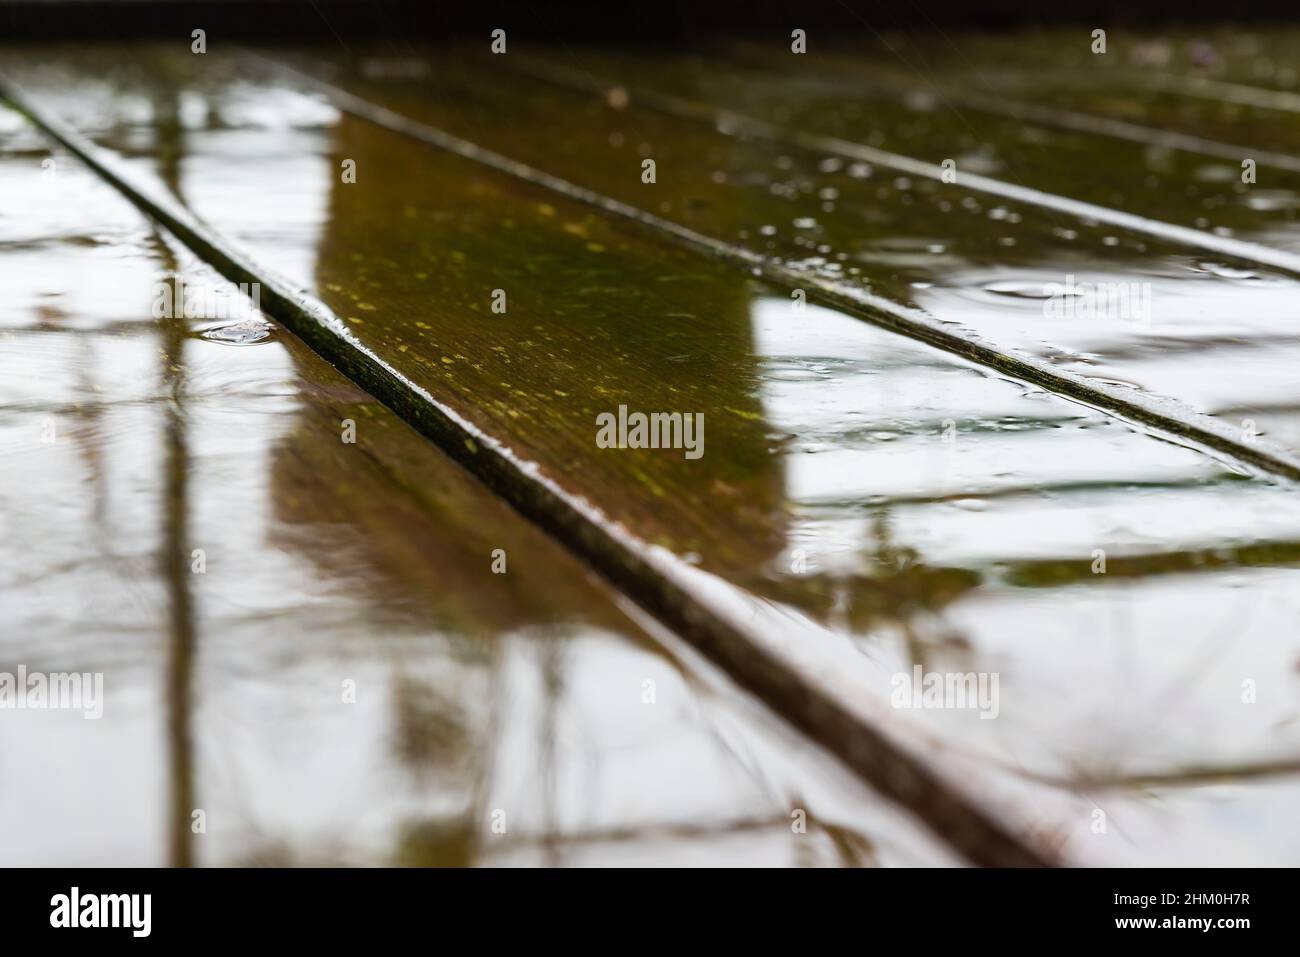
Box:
3, 27, 1300, 865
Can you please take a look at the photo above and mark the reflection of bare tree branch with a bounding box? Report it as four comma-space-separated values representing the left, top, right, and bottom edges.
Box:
539, 636, 564, 868
390, 672, 472, 780
767, 508, 981, 645
1072, 596, 1252, 786
387, 640, 492, 867
684, 684, 780, 800
820, 818, 880, 867
495, 814, 784, 848
149, 52, 187, 208
71, 334, 107, 528
160, 265, 195, 869
34, 301, 161, 622
151, 80, 195, 868
821, 475, 1224, 511
457, 637, 506, 867
1006, 540, 1300, 588
1019, 756, 1300, 791
476, 811, 880, 867
859, 510, 978, 669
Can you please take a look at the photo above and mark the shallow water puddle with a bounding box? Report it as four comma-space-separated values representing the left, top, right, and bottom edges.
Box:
10, 47, 1300, 862
7, 44, 1300, 864
0, 111, 942, 866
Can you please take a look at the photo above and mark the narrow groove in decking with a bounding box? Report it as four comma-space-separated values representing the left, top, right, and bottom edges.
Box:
507, 54, 1300, 277
1144, 72, 1300, 113
741, 48, 1300, 174
0, 72, 1061, 869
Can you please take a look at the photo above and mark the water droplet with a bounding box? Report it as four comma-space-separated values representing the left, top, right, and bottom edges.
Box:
1244, 190, 1300, 211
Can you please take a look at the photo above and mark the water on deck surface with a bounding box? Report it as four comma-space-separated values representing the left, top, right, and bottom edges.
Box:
3, 29, 1300, 865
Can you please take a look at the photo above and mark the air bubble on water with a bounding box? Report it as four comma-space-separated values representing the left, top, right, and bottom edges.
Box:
983, 280, 1060, 300
198, 318, 274, 345
1195, 262, 1263, 281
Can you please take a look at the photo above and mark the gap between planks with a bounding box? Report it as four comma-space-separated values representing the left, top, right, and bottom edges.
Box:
719, 42, 1300, 175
